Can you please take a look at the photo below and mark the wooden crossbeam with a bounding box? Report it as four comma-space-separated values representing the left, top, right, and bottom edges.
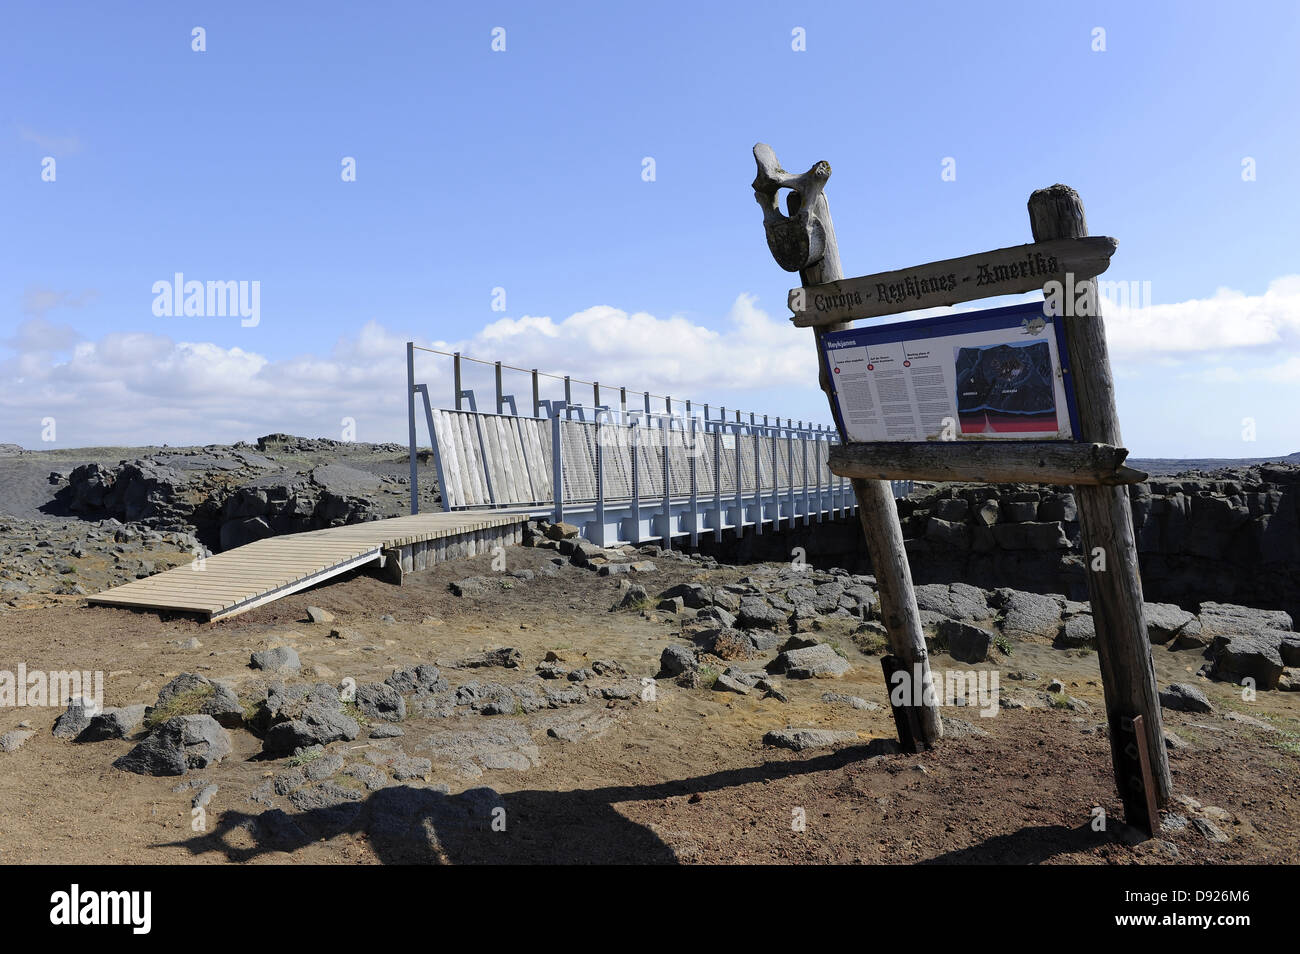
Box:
788, 236, 1118, 327
828, 440, 1147, 486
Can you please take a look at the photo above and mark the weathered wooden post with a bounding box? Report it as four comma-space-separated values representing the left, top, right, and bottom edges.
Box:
1028, 184, 1172, 816
751, 143, 942, 747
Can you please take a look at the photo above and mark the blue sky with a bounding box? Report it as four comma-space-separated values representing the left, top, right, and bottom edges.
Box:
3, 0, 1298, 456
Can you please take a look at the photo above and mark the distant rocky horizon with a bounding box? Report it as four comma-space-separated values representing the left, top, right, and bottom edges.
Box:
4, 434, 1299, 472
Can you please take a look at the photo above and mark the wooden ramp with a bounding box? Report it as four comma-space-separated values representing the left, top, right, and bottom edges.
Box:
88, 512, 529, 622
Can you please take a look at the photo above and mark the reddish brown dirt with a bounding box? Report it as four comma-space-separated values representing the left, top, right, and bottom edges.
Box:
0, 546, 1296, 864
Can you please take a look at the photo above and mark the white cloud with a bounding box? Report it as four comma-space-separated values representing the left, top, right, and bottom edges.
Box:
1105, 276, 1300, 358
6, 278, 1300, 450
463, 295, 814, 392
22, 286, 98, 318
0, 295, 820, 447
18, 127, 82, 154
1184, 354, 1300, 385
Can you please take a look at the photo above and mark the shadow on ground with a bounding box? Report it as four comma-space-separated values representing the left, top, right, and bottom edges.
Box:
920, 823, 1102, 865
161, 741, 908, 864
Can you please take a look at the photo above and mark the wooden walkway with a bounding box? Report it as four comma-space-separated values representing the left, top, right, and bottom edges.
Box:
88, 512, 529, 622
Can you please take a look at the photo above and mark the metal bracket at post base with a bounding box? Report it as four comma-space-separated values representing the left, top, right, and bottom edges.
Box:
1115, 713, 1160, 838
880, 654, 935, 755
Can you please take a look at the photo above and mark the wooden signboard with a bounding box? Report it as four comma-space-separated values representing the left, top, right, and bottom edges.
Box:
751, 143, 1169, 838
821, 301, 1081, 443
789, 236, 1118, 326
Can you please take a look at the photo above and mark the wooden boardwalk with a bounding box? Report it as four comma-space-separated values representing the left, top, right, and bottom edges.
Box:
88, 512, 529, 622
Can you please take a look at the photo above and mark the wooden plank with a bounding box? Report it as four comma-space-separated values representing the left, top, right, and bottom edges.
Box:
455, 412, 482, 505
94, 590, 254, 609
433, 411, 462, 507
525, 418, 550, 502
117, 570, 301, 588
442, 410, 468, 507
482, 414, 506, 503
828, 440, 1147, 486
452, 411, 477, 505
140, 568, 305, 583
93, 597, 224, 613
1028, 184, 1171, 815
505, 417, 534, 501
518, 417, 543, 501
506, 417, 530, 503
789, 235, 1118, 327
498, 416, 525, 504
91, 586, 227, 603
493, 418, 515, 503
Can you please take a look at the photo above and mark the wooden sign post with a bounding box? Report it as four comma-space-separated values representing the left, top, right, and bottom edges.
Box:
750, 146, 1170, 835
1027, 184, 1172, 828
752, 144, 943, 750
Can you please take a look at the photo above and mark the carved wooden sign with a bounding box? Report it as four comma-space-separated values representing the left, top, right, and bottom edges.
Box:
788, 235, 1118, 327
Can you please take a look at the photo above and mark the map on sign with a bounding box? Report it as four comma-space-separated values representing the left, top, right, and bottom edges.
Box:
821, 301, 1080, 443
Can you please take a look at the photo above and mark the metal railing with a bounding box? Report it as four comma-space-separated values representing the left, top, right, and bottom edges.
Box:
406, 342, 912, 546
547, 403, 854, 547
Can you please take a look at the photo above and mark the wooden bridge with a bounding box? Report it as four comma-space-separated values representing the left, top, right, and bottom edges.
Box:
88, 511, 527, 622
89, 352, 909, 622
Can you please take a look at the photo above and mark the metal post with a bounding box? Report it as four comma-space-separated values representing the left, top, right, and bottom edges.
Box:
801, 427, 810, 527
594, 381, 600, 408
733, 420, 743, 529
595, 407, 605, 544
620, 387, 627, 421
494, 361, 503, 414
532, 369, 540, 417
417, 384, 450, 514
788, 423, 796, 528
630, 417, 640, 544
689, 414, 699, 547
764, 415, 772, 527
453, 352, 463, 411
564, 376, 572, 419
753, 416, 762, 535
551, 402, 565, 524
407, 342, 419, 515
713, 423, 723, 543
661, 412, 671, 551
815, 428, 823, 522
